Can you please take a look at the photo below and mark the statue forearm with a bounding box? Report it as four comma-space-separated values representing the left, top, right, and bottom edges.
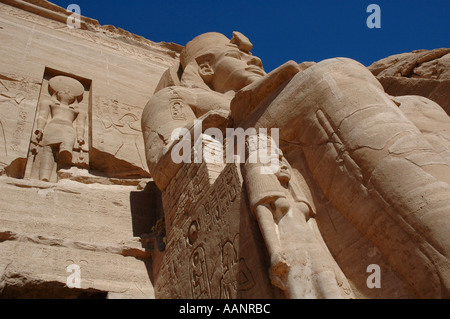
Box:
34, 100, 51, 142
231, 60, 301, 127
255, 204, 282, 255
35, 118, 46, 132
76, 111, 87, 143
36, 100, 51, 132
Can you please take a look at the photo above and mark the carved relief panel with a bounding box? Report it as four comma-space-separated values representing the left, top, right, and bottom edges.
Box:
24, 68, 91, 182
93, 96, 147, 175
152, 162, 273, 299
0, 76, 41, 177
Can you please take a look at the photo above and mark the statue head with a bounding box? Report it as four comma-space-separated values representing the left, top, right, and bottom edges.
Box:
48, 75, 84, 105
180, 32, 266, 94
275, 149, 291, 186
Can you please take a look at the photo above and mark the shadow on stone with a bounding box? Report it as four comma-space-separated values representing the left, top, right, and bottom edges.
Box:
129, 180, 164, 288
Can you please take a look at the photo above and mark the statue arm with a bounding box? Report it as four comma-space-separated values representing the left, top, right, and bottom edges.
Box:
231, 61, 301, 126
254, 201, 290, 290
255, 204, 285, 261
76, 110, 87, 145
35, 99, 51, 141
142, 87, 197, 190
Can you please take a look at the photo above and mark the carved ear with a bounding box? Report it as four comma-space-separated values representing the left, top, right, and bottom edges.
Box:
196, 53, 215, 84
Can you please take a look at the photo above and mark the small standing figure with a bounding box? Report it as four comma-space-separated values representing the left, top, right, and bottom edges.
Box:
33, 76, 86, 182
243, 134, 353, 298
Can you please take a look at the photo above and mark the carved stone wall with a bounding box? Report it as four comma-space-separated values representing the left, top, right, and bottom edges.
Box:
0, 0, 179, 179
1, 0, 448, 300
0, 77, 41, 177
0, 0, 180, 298
151, 161, 277, 298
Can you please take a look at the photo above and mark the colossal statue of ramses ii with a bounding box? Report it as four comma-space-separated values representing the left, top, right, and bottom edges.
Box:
142, 32, 450, 298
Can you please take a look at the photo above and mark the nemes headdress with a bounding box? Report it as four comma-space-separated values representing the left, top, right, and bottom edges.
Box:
180, 31, 254, 69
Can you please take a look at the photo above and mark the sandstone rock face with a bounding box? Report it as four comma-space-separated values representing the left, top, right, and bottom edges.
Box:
369, 48, 450, 115
0, 0, 180, 179
0, 177, 156, 298
151, 162, 277, 299
1, 0, 450, 300
0, 0, 179, 298
143, 31, 450, 299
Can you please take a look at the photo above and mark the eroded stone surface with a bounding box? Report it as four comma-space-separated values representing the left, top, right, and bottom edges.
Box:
0, 0, 179, 299
0, 176, 155, 298
1, 0, 450, 299
0, 0, 179, 178
369, 48, 450, 115
143, 32, 450, 299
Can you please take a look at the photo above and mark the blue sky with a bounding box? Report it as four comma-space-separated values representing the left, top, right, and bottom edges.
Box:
51, 0, 449, 72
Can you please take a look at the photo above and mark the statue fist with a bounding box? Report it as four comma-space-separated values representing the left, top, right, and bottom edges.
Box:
77, 138, 85, 146
34, 129, 43, 141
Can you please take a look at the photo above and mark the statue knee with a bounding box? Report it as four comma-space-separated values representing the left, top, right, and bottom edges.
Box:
313, 57, 383, 90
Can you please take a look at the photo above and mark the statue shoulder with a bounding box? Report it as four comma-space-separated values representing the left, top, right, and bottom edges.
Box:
141, 86, 198, 181
38, 97, 56, 108
142, 86, 197, 122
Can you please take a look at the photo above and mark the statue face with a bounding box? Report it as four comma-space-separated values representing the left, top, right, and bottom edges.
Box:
276, 153, 291, 184
210, 47, 266, 93
56, 89, 75, 104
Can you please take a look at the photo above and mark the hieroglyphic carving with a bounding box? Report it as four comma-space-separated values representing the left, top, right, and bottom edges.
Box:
226, 169, 238, 202
11, 108, 27, 153
0, 77, 40, 172
95, 96, 146, 169
237, 258, 255, 291
153, 161, 261, 298
160, 162, 208, 231
0, 83, 27, 154
0, 81, 8, 158
187, 220, 199, 246
219, 236, 256, 299
220, 241, 238, 299
0, 119, 6, 159
168, 90, 188, 120
189, 245, 211, 299
0, 3, 63, 30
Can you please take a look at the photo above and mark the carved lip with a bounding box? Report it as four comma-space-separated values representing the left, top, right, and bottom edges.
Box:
245, 66, 265, 76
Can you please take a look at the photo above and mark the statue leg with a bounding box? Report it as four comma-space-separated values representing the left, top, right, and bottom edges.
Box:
276, 202, 351, 298
254, 204, 289, 290
39, 145, 56, 182
395, 95, 450, 165
57, 140, 73, 171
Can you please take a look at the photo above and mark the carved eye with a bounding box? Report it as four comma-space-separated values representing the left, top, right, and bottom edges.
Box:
225, 52, 241, 60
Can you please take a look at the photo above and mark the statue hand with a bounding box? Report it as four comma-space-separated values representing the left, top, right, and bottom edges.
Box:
269, 251, 289, 290
77, 138, 85, 146
34, 130, 43, 141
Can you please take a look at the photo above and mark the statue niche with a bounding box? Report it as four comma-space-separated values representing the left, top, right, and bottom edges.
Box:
26, 74, 89, 182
